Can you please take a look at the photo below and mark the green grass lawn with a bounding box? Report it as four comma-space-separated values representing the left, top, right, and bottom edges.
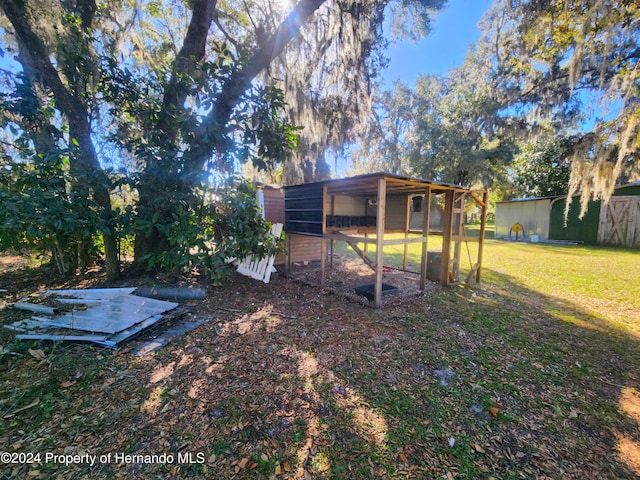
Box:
335, 229, 640, 337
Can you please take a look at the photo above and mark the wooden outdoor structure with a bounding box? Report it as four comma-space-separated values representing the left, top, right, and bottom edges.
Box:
284, 173, 488, 307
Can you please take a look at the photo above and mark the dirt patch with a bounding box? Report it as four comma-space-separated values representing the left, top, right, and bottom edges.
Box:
0, 254, 32, 275
286, 254, 440, 307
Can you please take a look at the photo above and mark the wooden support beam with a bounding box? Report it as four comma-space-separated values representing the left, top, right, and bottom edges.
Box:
469, 191, 486, 208
326, 232, 426, 246
324, 232, 377, 244
476, 190, 488, 284
440, 189, 454, 285
374, 177, 386, 308
320, 184, 328, 288
285, 233, 292, 274
346, 241, 376, 272
382, 237, 428, 246
330, 195, 335, 270
420, 187, 431, 290
452, 192, 465, 282
403, 195, 411, 270
452, 236, 480, 243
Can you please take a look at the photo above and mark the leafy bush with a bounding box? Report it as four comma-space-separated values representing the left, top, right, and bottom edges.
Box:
136, 177, 280, 282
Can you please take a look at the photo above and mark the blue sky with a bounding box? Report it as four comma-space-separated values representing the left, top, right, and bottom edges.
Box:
382, 0, 492, 85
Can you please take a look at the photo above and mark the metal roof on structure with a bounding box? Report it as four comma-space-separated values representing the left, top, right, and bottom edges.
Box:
286, 172, 471, 197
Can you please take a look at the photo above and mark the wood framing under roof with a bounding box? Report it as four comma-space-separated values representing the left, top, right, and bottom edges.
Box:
284, 172, 488, 307
316, 172, 471, 197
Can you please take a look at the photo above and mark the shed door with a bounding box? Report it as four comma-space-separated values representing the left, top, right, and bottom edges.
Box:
598, 196, 640, 247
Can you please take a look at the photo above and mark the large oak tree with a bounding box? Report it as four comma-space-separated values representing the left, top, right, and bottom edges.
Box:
0, 0, 446, 277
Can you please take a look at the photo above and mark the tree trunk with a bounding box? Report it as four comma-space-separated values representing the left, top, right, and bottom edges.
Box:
1, 0, 120, 280
134, 0, 327, 264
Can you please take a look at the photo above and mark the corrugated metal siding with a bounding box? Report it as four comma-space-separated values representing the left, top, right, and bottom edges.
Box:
284, 183, 324, 236
549, 198, 600, 244
495, 199, 552, 239
613, 184, 640, 197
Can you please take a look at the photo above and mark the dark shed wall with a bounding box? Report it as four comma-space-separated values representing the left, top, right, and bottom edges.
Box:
525, 184, 640, 245
614, 185, 640, 197
284, 183, 324, 236
549, 197, 601, 244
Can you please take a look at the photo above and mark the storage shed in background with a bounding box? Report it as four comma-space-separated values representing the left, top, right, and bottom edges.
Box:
495, 197, 555, 241
496, 182, 640, 247
283, 172, 488, 307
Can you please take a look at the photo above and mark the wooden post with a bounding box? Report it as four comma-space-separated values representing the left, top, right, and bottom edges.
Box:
420, 188, 432, 291
330, 194, 335, 269
403, 195, 411, 270
364, 199, 369, 254
476, 190, 488, 283
320, 184, 328, 288
440, 189, 454, 285
374, 177, 387, 308
452, 193, 465, 282
285, 233, 292, 274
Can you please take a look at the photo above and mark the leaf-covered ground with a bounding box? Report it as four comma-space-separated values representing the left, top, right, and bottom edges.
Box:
1, 256, 639, 479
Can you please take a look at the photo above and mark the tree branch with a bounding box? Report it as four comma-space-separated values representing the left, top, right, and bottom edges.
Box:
183, 0, 328, 176
159, 0, 217, 138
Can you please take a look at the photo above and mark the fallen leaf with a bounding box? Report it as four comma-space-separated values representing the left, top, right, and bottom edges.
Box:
398, 452, 408, 463
207, 454, 216, 463
474, 443, 486, 454
237, 457, 249, 469
249, 462, 258, 470
60, 381, 75, 388
488, 407, 500, 417
283, 461, 292, 472
275, 463, 282, 475
27, 470, 40, 477
261, 453, 269, 462
28, 349, 46, 360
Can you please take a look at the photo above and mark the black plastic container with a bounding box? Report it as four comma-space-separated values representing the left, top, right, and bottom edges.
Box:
354, 283, 399, 301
